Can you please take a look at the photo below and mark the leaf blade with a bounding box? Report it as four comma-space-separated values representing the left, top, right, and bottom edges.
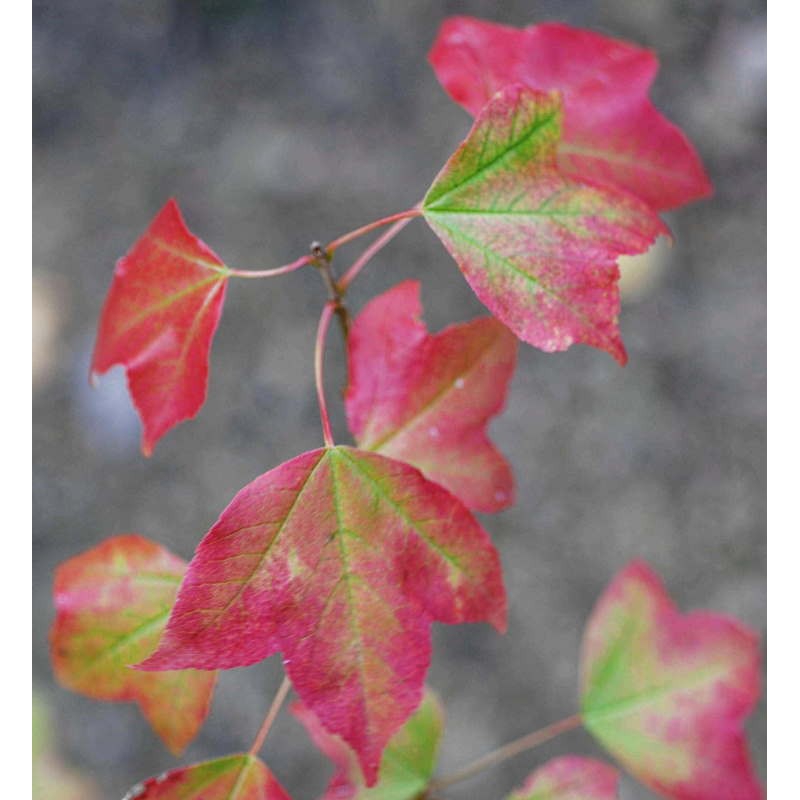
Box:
50, 534, 217, 755
138, 446, 506, 784
345, 281, 516, 511
423, 85, 666, 364
91, 199, 229, 454
580, 561, 763, 799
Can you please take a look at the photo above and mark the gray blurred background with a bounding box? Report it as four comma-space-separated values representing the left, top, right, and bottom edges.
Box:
33, 1, 766, 797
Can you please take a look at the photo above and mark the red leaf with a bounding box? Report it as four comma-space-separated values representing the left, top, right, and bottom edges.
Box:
422, 85, 667, 364
429, 17, 712, 211
581, 561, 763, 799
123, 754, 290, 800
51, 535, 217, 755
91, 199, 230, 455
138, 446, 506, 785
345, 281, 516, 512
508, 756, 619, 800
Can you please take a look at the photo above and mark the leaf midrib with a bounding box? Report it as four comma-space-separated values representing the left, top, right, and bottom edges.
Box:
583, 661, 734, 727
424, 106, 558, 210
335, 448, 473, 581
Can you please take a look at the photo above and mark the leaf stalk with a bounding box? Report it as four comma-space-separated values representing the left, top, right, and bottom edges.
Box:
428, 712, 582, 791
248, 675, 292, 756
314, 301, 337, 448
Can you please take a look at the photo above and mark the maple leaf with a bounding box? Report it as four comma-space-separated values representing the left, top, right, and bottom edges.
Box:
138, 446, 506, 785
507, 756, 619, 800
429, 17, 712, 211
91, 199, 230, 455
581, 561, 763, 799
122, 754, 290, 800
292, 688, 443, 800
345, 281, 517, 512
50, 534, 217, 755
422, 85, 667, 364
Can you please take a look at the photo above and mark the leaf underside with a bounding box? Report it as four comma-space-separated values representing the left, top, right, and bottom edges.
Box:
91, 198, 229, 455
580, 561, 763, 799
138, 446, 506, 785
122, 754, 290, 800
292, 688, 444, 800
428, 17, 712, 211
50, 534, 217, 755
345, 280, 517, 512
422, 85, 667, 364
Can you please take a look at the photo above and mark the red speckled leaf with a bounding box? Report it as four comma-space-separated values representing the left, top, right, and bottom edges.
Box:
345, 281, 516, 512
51, 535, 217, 755
422, 85, 666, 364
429, 17, 711, 211
292, 688, 443, 800
122, 754, 290, 800
580, 561, 763, 799
138, 446, 506, 785
507, 756, 619, 800
91, 199, 230, 455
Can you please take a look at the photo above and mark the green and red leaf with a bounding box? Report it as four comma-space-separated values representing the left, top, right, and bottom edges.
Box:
51, 534, 217, 755
345, 281, 517, 512
138, 446, 506, 784
422, 85, 666, 365
292, 688, 444, 800
429, 17, 712, 211
91, 199, 230, 455
580, 561, 762, 799
507, 757, 619, 800
122, 754, 290, 800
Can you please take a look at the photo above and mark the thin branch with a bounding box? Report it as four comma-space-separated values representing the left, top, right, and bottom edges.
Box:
310, 242, 350, 340
337, 216, 415, 292
249, 675, 292, 756
315, 301, 337, 447
428, 713, 582, 791
227, 208, 420, 283
325, 208, 421, 255
228, 255, 312, 279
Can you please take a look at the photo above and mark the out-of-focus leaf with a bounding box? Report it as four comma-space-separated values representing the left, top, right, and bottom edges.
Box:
507, 756, 619, 800
581, 561, 763, 799
122, 754, 290, 800
51, 534, 217, 755
429, 17, 712, 211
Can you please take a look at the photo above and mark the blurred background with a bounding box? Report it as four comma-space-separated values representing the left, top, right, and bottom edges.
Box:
33, 1, 766, 797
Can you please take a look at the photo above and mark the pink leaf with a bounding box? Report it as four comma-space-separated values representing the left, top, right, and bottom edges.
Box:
91, 199, 230, 455
423, 85, 667, 364
137, 446, 506, 785
51, 535, 217, 755
508, 756, 619, 799
122, 754, 290, 800
581, 561, 763, 799
345, 281, 517, 512
429, 17, 711, 211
